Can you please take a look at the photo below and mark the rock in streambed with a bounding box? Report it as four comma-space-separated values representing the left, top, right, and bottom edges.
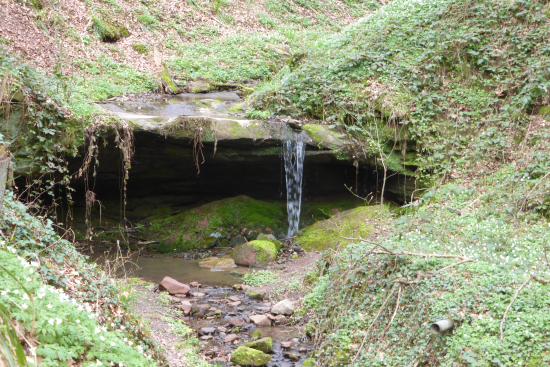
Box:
231, 240, 278, 266
230, 346, 271, 366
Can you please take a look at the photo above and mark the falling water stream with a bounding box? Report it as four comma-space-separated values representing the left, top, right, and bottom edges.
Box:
284, 140, 306, 237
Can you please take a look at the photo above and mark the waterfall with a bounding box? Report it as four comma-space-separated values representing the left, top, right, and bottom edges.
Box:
283, 140, 306, 237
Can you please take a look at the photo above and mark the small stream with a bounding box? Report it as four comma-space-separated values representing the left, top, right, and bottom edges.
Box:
93, 253, 312, 366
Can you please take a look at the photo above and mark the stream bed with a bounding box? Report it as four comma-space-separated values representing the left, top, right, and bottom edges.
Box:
92, 253, 312, 366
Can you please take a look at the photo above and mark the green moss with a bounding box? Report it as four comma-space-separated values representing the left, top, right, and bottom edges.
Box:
230, 346, 271, 366
228, 103, 245, 113
302, 123, 344, 149
252, 330, 262, 338
143, 196, 286, 250
245, 337, 273, 353
539, 106, 550, 116
92, 18, 130, 42
302, 199, 365, 226
132, 43, 148, 54
249, 240, 278, 263
248, 291, 264, 300
161, 65, 177, 93
294, 206, 381, 251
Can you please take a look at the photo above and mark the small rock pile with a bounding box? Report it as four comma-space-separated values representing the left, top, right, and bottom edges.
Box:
155, 276, 309, 365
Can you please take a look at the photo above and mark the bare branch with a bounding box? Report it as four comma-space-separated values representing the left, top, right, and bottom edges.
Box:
352, 283, 398, 364
436, 259, 473, 273
383, 285, 402, 335
519, 171, 550, 212
500, 275, 532, 340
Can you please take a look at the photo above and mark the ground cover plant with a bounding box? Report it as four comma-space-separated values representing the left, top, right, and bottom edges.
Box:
251, 0, 550, 178
0, 195, 160, 365
301, 174, 550, 366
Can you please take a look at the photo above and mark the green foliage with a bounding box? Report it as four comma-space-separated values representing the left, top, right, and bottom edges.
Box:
246, 109, 271, 119
132, 43, 148, 54
258, 13, 277, 29
91, 17, 130, 42
0, 196, 157, 365
302, 176, 550, 366
243, 270, 281, 286
135, 8, 159, 28
252, 0, 550, 175
0, 50, 82, 178
211, 0, 230, 14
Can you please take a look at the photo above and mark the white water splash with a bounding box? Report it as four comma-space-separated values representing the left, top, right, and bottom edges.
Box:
284, 140, 306, 237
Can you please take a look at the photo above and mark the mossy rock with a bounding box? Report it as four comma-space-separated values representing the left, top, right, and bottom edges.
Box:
92, 18, 130, 42
302, 124, 344, 149
198, 257, 237, 269
143, 196, 286, 251
539, 106, 550, 117
294, 206, 379, 251
252, 330, 262, 338
245, 337, 273, 353
132, 43, 148, 54
248, 291, 265, 300
230, 346, 271, 366
231, 240, 278, 266
256, 233, 281, 250
161, 64, 177, 94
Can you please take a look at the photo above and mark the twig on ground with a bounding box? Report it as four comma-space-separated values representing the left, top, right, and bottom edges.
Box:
500, 274, 550, 340
351, 283, 398, 364
519, 171, 550, 212
383, 284, 402, 335
500, 275, 532, 340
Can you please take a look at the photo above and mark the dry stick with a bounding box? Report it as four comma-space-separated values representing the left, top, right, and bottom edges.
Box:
519, 170, 550, 212
435, 259, 473, 273
500, 275, 532, 340
351, 283, 398, 365
383, 284, 402, 335
499, 275, 550, 340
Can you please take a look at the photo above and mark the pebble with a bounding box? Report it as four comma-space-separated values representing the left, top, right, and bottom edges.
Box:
284, 352, 300, 361
224, 334, 239, 343
201, 327, 216, 335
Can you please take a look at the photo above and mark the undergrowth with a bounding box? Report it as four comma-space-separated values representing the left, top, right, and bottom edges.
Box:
0, 195, 161, 365
302, 168, 550, 366
243, 270, 281, 287
252, 0, 550, 178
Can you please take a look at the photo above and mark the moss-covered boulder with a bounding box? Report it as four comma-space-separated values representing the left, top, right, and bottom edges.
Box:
302, 124, 344, 149
186, 81, 212, 93
230, 346, 271, 366
245, 337, 273, 353
231, 240, 277, 266
91, 18, 130, 42
132, 43, 148, 54
294, 206, 379, 251
142, 196, 286, 252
